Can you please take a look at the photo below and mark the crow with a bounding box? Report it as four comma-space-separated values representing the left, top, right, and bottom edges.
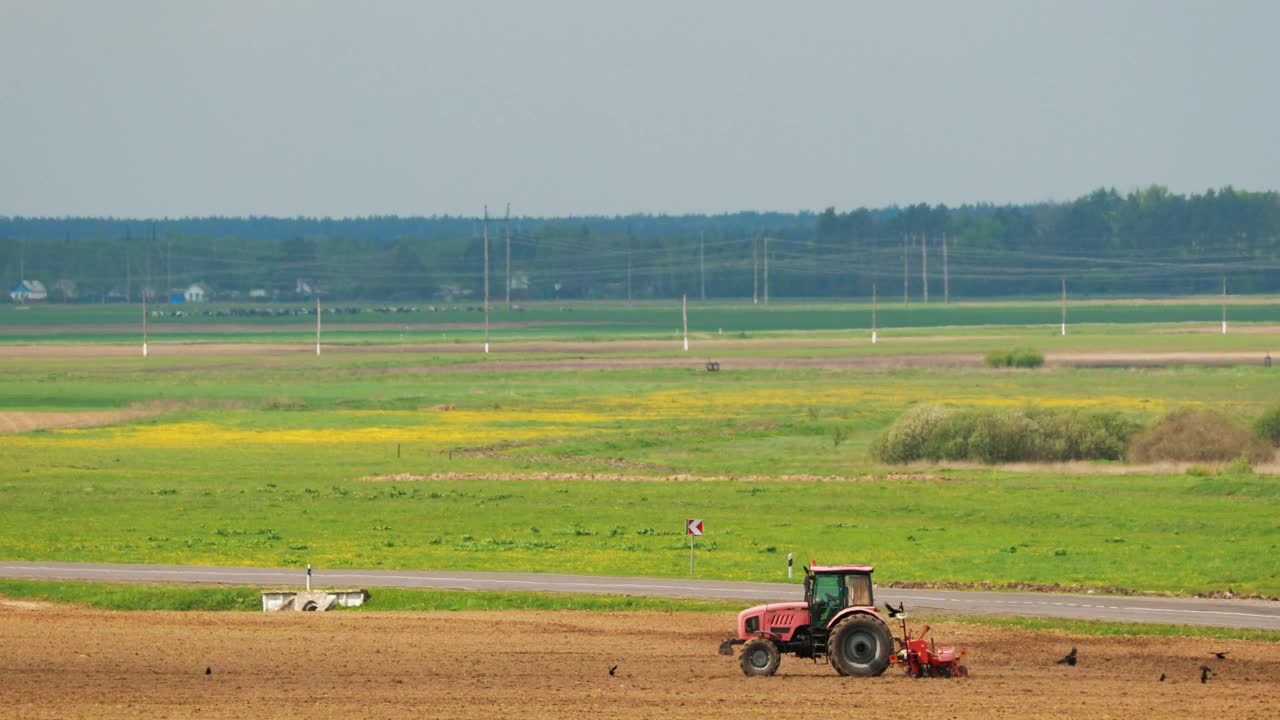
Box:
883, 601, 905, 618
1056, 647, 1077, 666
1159, 673, 1166, 682
1211, 651, 1229, 660
608, 665, 618, 677
205, 666, 212, 676
1200, 665, 1213, 684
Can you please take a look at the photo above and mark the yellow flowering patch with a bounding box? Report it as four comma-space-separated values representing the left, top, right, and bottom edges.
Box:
7, 418, 594, 450
1, 384, 1161, 451
947, 394, 1166, 413
583, 386, 1160, 420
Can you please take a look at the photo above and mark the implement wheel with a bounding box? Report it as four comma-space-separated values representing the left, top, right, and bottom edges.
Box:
739, 638, 780, 677
829, 616, 892, 677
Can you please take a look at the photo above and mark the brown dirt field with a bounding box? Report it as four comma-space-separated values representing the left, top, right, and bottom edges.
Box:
0, 401, 181, 435
1, 605, 1277, 719
0, 337, 1274, 371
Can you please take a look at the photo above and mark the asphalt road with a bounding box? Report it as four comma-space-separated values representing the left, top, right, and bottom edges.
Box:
2, 561, 1277, 631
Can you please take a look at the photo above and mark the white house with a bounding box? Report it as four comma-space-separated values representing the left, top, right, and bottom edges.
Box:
9, 280, 47, 303
184, 283, 210, 303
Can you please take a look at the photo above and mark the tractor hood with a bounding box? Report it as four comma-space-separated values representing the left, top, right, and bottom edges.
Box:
737, 602, 810, 640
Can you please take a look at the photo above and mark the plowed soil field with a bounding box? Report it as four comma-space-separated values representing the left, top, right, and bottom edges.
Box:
2, 603, 1277, 719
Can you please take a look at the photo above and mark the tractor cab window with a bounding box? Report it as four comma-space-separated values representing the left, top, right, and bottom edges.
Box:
810, 573, 845, 625
844, 573, 873, 607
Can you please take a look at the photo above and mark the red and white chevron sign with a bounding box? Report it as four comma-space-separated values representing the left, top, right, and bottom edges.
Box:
686, 519, 703, 536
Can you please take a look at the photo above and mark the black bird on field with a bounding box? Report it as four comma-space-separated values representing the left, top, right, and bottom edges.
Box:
608, 665, 618, 677
1159, 673, 1166, 682
1200, 665, 1213, 684
205, 666, 212, 676
884, 602, 905, 619
1056, 647, 1078, 666
1211, 651, 1229, 660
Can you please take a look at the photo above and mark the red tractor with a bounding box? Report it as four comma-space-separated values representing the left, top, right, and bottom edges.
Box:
718, 564, 894, 677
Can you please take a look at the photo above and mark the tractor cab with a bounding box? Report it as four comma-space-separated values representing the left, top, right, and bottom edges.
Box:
805, 564, 876, 627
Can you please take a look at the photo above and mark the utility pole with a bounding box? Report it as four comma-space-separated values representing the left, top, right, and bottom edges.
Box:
1222, 276, 1227, 335
682, 293, 689, 351
763, 237, 770, 305
164, 229, 170, 298
921, 234, 928, 304
125, 238, 132, 303
752, 234, 759, 305
942, 232, 950, 304
315, 295, 321, 356
902, 235, 908, 307
626, 230, 633, 304
504, 204, 511, 309
142, 290, 148, 357
871, 282, 878, 344
699, 231, 705, 301
1060, 277, 1067, 336
483, 206, 490, 353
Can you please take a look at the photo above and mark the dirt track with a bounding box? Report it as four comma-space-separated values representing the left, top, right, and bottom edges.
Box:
1, 603, 1276, 719
0, 338, 1274, 370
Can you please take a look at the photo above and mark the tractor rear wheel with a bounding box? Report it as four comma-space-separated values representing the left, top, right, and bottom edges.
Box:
828, 615, 892, 677
739, 638, 780, 677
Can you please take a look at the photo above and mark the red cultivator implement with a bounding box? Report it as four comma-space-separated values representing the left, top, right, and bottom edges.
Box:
889, 607, 968, 678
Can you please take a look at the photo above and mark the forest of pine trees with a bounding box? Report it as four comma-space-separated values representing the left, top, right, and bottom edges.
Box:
2, 186, 1277, 302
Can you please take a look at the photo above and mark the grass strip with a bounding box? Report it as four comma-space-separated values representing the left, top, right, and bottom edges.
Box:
941, 614, 1280, 643
0, 579, 260, 611
0, 579, 738, 613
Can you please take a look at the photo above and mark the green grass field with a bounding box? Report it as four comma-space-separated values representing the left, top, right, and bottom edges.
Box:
3, 297, 1277, 343
2, 302, 1278, 602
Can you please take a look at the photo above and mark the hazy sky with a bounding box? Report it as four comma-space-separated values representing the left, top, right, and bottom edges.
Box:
1, 1, 1276, 217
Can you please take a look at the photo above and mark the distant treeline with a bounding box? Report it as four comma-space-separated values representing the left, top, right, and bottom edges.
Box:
2, 186, 1277, 302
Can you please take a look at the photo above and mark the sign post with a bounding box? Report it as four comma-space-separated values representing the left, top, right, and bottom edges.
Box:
787, 552, 794, 580
685, 518, 703, 573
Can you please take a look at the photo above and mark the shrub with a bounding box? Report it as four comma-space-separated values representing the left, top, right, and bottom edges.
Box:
1256, 403, 1280, 446
873, 406, 1139, 464
968, 409, 1042, 463
869, 405, 952, 463
984, 347, 1045, 369
831, 426, 849, 448
1127, 408, 1272, 464
1222, 454, 1254, 476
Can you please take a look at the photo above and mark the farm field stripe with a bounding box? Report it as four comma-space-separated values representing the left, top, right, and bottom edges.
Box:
890, 593, 1280, 621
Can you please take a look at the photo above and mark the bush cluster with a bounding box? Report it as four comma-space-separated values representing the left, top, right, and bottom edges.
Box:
1127, 408, 1272, 464
871, 405, 1138, 464
983, 348, 1045, 368
1256, 403, 1280, 447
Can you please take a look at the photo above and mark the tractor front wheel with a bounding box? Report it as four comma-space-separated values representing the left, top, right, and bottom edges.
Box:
829, 616, 892, 677
739, 638, 781, 677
